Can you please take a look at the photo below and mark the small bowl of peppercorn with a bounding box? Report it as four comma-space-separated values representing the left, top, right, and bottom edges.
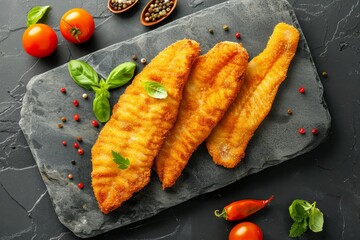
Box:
108, 0, 139, 14
140, 0, 177, 26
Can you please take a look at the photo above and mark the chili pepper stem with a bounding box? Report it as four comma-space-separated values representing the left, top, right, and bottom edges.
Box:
214, 209, 227, 220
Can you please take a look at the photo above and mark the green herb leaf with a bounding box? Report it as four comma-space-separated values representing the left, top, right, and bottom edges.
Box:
309, 207, 324, 232
93, 91, 111, 123
68, 60, 99, 90
143, 81, 168, 99
289, 220, 308, 238
27, 5, 50, 27
106, 62, 136, 89
289, 199, 312, 222
289, 199, 324, 238
112, 151, 130, 169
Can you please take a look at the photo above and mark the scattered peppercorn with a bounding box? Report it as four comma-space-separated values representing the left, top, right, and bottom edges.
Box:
223, 25, 229, 31
92, 120, 99, 127
208, 28, 214, 34
60, 87, 66, 93
82, 93, 88, 99
71, 160, 76, 165
311, 128, 319, 135
58, 123, 63, 128
298, 128, 306, 135
73, 142, 79, 149
61, 117, 67, 122
73, 114, 80, 121
132, 54, 138, 61
322, 71, 328, 78
62, 141, 67, 146
78, 182, 84, 189
235, 32, 241, 39
68, 174, 73, 180
78, 148, 84, 155
77, 136, 83, 142
73, 100, 79, 107
298, 87, 305, 94
287, 108, 293, 115
140, 58, 147, 64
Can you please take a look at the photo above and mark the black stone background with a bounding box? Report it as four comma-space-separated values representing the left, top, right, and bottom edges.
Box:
0, 0, 359, 239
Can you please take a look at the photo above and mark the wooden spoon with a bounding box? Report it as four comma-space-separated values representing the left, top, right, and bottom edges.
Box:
140, 0, 177, 26
108, 0, 139, 14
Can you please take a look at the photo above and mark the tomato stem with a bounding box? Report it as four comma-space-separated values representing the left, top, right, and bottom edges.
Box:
61, 18, 81, 42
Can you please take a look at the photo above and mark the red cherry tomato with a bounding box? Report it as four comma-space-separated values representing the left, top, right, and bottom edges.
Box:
229, 222, 263, 240
22, 23, 58, 58
60, 8, 95, 44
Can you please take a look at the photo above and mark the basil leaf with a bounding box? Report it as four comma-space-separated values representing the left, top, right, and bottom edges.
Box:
68, 60, 99, 90
143, 81, 168, 99
27, 5, 50, 27
289, 219, 308, 238
309, 207, 324, 232
106, 62, 136, 89
112, 151, 130, 169
289, 199, 312, 222
93, 92, 110, 123
92, 85, 110, 98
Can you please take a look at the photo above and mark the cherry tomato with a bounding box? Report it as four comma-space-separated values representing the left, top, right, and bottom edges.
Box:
22, 23, 58, 58
229, 222, 263, 240
60, 8, 95, 44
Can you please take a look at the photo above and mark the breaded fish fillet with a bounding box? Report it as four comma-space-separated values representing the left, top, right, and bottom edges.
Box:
154, 42, 249, 189
206, 23, 300, 168
91, 39, 200, 214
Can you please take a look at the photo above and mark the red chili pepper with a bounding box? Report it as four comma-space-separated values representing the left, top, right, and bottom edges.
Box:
214, 195, 274, 221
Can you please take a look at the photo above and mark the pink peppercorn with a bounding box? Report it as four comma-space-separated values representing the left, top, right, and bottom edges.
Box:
311, 128, 319, 135
78, 182, 84, 189
78, 148, 84, 155
73, 114, 80, 121
298, 128, 306, 135
73, 100, 79, 107
92, 120, 99, 127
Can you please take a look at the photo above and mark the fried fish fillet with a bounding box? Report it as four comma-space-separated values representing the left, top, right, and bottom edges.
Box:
91, 39, 200, 214
154, 42, 249, 189
206, 23, 300, 168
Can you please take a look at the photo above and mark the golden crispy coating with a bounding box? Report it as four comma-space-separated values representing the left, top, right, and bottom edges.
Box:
206, 23, 300, 168
154, 42, 249, 189
91, 39, 200, 214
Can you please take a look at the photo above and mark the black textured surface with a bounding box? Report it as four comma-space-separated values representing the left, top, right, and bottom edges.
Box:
1, 0, 359, 239
18, 0, 330, 237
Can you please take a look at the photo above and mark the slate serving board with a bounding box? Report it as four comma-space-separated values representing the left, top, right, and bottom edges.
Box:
19, 0, 331, 238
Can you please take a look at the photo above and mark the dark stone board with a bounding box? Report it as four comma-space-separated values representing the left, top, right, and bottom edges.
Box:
19, 0, 330, 238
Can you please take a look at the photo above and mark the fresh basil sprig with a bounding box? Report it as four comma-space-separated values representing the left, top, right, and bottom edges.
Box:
112, 151, 130, 169
68, 60, 136, 123
27, 5, 50, 27
289, 199, 324, 238
107, 62, 137, 89
143, 80, 168, 99
68, 60, 99, 90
